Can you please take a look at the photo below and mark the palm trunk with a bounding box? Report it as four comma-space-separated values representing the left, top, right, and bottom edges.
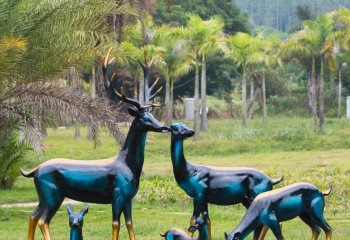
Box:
319, 58, 325, 132
170, 77, 174, 121
262, 67, 268, 123
193, 55, 200, 140
134, 76, 138, 100
165, 73, 171, 125
87, 66, 96, 140
75, 120, 81, 140
311, 57, 318, 132
200, 54, 208, 131
242, 65, 247, 129
338, 68, 342, 119
139, 73, 145, 105
249, 74, 254, 120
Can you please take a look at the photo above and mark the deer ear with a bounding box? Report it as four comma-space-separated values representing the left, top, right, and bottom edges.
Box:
81, 205, 89, 216
224, 232, 229, 239
128, 107, 141, 118
66, 204, 73, 215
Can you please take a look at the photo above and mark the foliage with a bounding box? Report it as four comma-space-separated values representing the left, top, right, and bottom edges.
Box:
0, 132, 31, 189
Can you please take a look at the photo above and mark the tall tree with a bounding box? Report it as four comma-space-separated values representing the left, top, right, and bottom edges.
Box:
227, 33, 260, 128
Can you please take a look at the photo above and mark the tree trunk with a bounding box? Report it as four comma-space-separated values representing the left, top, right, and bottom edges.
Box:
75, 120, 81, 140
307, 72, 312, 110
139, 73, 145, 105
193, 55, 200, 141
170, 77, 174, 121
165, 74, 171, 126
200, 55, 208, 131
134, 76, 138, 100
311, 57, 318, 132
249, 74, 254, 120
87, 66, 96, 140
248, 88, 258, 119
319, 59, 325, 132
262, 67, 268, 123
242, 66, 247, 129
338, 68, 342, 119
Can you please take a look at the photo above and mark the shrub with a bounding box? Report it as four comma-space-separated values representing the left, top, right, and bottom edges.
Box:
273, 124, 307, 141
0, 133, 31, 189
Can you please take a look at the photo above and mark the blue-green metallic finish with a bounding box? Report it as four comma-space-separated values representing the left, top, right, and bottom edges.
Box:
169, 123, 284, 240
20, 50, 170, 240
161, 213, 209, 240
67, 204, 88, 240
225, 182, 332, 240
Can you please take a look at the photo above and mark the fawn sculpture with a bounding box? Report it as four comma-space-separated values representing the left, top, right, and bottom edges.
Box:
169, 123, 284, 240
20, 49, 169, 240
225, 182, 332, 240
160, 212, 210, 240
66, 204, 88, 240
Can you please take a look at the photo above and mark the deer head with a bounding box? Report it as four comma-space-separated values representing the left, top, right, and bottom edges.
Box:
103, 48, 169, 133
67, 204, 88, 230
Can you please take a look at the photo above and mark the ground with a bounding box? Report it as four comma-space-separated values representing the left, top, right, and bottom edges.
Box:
0, 117, 349, 239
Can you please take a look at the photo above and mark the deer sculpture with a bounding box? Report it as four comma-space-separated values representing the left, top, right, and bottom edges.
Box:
169, 123, 284, 240
225, 183, 332, 240
160, 212, 210, 240
66, 204, 89, 240
20, 49, 169, 240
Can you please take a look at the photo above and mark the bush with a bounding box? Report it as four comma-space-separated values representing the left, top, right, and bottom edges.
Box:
0, 133, 31, 189
273, 124, 307, 141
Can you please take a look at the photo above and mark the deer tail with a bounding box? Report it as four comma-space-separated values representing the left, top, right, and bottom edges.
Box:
271, 175, 284, 185
322, 186, 332, 196
20, 167, 38, 178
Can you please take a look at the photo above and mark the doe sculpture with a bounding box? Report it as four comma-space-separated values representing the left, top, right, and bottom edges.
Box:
169, 123, 284, 240
66, 204, 89, 240
20, 49, 169, 240
160, 212, 209, 240
225, 182, 332, 240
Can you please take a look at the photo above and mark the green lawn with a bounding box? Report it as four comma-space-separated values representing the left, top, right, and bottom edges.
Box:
1, 117, 350, 239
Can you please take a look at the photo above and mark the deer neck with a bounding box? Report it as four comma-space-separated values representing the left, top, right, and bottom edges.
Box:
171, 137, 188, 181
120, 119, 147, 178
70, 229, 82, 240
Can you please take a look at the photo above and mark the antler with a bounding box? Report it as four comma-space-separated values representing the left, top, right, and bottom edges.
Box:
103, 48, 163, 111
138, 50, 163, 111
103, 48, 141, 110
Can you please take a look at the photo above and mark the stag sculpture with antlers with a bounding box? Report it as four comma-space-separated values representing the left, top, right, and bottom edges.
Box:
20, 49, 169, 240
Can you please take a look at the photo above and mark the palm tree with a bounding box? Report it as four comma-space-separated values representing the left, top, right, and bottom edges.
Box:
0, 0, 135, 149
280, 14, 334, 132
250, 34, 281, 123
152, 25, 192, 125
227, 33, 261, 128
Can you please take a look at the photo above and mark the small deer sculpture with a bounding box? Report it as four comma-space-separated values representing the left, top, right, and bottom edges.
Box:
20, 49, 169, 240
225, 182, 332, 240
169, 123, 284, 240
160, 212, 209, 240
66, 204, 89, 240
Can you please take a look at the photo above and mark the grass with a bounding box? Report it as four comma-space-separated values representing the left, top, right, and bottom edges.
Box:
1, 116, 350, 239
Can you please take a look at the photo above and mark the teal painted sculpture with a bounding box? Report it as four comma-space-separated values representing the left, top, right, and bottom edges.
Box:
225, 182, 332, 240
160, 212, 209, 240
67, 204, 88, 240
169, 123, 284, 240
20, 49, 169, 240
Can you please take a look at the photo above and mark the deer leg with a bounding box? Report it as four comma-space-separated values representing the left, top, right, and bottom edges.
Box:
28, 203, 43, 240
188, 198, 202, 237
299, 213, 321, 240
307, 201, 332, 240
112, 196, 124, 240
203, 203, 212, 240
123, 200, 135, 240
257, 226, 269, 240
268, 219, 284, 240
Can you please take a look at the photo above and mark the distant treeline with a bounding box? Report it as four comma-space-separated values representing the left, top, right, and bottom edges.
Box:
235, 0, 350, 32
